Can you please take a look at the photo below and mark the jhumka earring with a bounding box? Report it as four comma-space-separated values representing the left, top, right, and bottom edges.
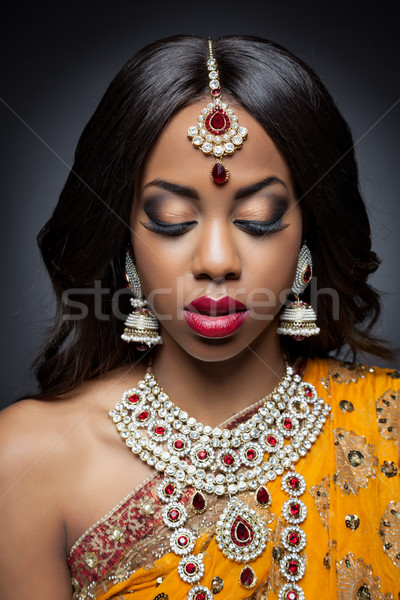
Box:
187, 39, 248, 185
277, 244, 320, 340
121, 249, 163, 349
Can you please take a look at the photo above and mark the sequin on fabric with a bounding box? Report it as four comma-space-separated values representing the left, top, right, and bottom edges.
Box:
378, 500, 400, 568
336, 553, 393, 599
320, 361, 369, 397
309, 476, 330, 529
376, 390, 400, 445
333, 428, 378, 495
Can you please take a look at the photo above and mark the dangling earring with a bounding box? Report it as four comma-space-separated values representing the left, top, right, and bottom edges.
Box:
121, 249, 163, 349
277, 244, 320, 341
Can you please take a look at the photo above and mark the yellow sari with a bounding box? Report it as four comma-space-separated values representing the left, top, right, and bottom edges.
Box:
68, 358, 400, 599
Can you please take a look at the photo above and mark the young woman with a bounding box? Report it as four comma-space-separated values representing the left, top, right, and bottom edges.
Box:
0, 35, 398, 600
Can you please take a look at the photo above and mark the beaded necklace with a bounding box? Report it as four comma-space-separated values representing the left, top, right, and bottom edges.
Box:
110, 364, 331, 599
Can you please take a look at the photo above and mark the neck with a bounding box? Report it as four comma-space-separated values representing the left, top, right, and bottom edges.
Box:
150, 330, 287, 428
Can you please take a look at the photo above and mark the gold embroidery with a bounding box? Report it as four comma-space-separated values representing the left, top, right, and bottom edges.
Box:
333, 428, 378, 495
323, 539, 337, 569
83, 551, 98, 569
106, 524, 126, 542
336, 553, 393, 599
266, 517, 287, 594
320, 361, 368, 397
309, 475, 330, 529
379, 500, 400, 568
140, 500, 157, 515
376, 390, 399, 446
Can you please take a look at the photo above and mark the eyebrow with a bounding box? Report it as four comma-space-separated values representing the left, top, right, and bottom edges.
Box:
142, 176, 288, 201
234, 176, 288, 200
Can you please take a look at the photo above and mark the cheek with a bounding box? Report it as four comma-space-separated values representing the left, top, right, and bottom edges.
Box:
130, 232, 185, 315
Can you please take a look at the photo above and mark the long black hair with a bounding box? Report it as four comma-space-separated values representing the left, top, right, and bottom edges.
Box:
35, 34, 392, 398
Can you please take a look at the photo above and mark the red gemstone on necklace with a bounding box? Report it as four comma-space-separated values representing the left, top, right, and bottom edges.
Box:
211, 161, 228, 184
223, 454, 234, 466
155, 426, 165, 435
192, 492, 206, 511
165, 484, 175, 495
195, 594, 206, 600
128, 394, 140, 403
231, 516, 254, 546
185, 562, 197, 574
174, 439, 184, 450
138, 411, 149, 421
240, 566, 255, 587
177, 535, 188, 547
288, 559, 299, 574
303, 265, 311, 283
256, 486, 270, 506
267, 435, 277, 446
247, 448, 256, 460
289, 476, 299, 490
289, 532, 300, 546
284, 418, 293, 429
236, 523, 250, 541
197, 450, 208, 461
304, 386, 312, 398
169, 509, 180, 521
286, 591, 298, 600
290, 503, 300, 516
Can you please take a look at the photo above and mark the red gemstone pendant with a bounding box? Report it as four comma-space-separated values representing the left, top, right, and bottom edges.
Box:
192, 491, 207, 514
239, 565, 257, 589
205, 108, 230, 134
231, 516, 254, 547
256, 485, 272, 507
211, 160, 229, 184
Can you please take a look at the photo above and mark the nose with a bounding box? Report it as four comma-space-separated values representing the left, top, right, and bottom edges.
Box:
191, 219, 242, 281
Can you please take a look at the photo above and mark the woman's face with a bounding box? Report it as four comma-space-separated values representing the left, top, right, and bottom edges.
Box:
130, 100, 302, 362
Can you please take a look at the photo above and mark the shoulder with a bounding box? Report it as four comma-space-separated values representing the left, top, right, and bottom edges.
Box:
0, 364, 140, 476
306, 356, 400, 400
306, 356, 399, 471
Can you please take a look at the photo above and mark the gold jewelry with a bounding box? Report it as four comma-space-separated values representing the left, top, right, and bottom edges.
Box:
109, 365, 331, 599
121, 249, 163, 348
278, 244, 320, 340
187, 39, 248, 185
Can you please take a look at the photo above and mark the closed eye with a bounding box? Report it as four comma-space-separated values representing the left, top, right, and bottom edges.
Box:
233, 219, 288, 235
140, 216, 197, 236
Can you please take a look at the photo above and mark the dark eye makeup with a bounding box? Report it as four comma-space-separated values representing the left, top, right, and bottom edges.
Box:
140, 196, 290, 237
140, 215, 197, 236
232, 218, 288, 235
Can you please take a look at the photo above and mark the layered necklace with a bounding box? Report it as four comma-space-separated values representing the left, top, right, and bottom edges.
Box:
109, 364, 331, 600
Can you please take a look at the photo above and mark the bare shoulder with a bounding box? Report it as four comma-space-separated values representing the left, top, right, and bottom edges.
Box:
0, 364, 142, 598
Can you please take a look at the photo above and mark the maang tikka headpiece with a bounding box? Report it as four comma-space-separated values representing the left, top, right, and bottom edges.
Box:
187, 39, 248, 185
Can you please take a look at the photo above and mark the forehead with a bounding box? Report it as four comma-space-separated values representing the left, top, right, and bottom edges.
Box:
138, 100, 295, 193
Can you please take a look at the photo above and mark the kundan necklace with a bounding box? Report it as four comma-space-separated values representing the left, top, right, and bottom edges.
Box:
109, 364, 331, 599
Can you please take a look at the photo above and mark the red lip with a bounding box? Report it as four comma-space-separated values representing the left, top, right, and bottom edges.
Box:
184, 296, 249, 338
186, 296, 247, 317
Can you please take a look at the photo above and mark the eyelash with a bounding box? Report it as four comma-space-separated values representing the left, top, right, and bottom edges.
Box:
142, 217, 287, 237
141, 217, 197, 236
232, 219, 288, 235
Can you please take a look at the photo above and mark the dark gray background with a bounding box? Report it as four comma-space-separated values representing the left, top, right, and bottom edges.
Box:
1, 1, 399, 408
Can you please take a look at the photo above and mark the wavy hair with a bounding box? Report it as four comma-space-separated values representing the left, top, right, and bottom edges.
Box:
34, 35, 392, 398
